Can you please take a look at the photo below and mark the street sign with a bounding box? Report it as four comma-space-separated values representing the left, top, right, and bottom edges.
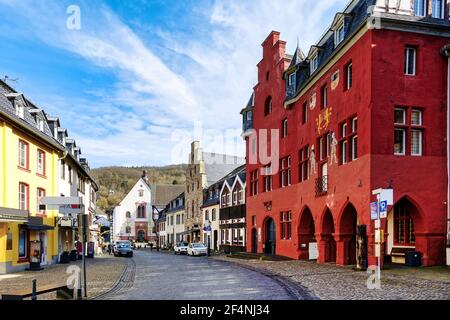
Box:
59, 204, 83, 215
370, 202, 379, 220
379, 200, 388, 218
41, 197, 82, 205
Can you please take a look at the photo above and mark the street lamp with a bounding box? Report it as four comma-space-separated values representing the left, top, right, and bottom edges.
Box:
204, 220, 211, 257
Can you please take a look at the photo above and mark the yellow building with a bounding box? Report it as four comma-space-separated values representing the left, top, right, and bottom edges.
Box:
0, 81, 64, 273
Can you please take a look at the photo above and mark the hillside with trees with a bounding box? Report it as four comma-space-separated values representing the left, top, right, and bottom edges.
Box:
91, 164, 187, 211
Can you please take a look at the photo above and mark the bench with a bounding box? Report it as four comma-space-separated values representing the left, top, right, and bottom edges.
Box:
0, 280, 75, 300
391, 247, 415, 264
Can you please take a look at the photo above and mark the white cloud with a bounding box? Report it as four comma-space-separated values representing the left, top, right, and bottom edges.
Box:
0, 0, 347, 167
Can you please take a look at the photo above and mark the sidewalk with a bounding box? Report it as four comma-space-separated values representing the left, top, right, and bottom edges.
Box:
213, 256, 450, 300
0, 254, 127, 300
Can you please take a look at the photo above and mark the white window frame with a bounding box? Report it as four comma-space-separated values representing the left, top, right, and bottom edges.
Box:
342, 141, 348, 164
351, 135, 358, 161
19, 140, 27, 168
334, 22, 345, 47
411, 109, 423, 126
394, 108, 406, 125
310, 54, 319, 74
405, 47, 416, 76
282, 118, 288, 138
431, 0, 444, 19
394, 128, 406, 156
414, 0, 427, 17
352, 117, 358, 132
411, 130, 423, 156
288, 73, 296, 87
19, 183, 27, 210
37, 150, 45, 175
346, 63, 353, 90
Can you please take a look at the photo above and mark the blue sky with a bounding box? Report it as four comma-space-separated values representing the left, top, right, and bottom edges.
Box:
0, 0, 348, 168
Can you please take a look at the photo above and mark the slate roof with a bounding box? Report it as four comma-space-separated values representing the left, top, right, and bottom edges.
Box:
202, 164, 246, 208
288, 45, 306, 69
203, 152, 245, 187
0, 80, 64, 151
166, 192, 185, 213
285, 0, 450, 103
151, 184, 185, 209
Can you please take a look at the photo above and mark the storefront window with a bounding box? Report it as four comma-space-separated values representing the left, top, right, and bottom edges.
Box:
19, 227, 27, 258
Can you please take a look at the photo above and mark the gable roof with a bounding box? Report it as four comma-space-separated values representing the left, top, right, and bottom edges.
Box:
151, 184, 185, 208
288, 45, 306, 69
203, 152, 245, 186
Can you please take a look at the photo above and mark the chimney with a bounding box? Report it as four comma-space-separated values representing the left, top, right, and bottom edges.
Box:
142, 170, 149, 184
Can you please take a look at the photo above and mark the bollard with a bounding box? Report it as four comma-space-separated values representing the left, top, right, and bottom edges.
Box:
31, 279, 37, 301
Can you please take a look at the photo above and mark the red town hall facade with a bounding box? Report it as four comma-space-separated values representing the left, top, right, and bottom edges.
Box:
241, 0, 450, 267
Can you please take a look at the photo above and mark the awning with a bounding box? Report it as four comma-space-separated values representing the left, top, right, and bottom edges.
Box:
0, 207, 29, 223
26, 216, 54, 231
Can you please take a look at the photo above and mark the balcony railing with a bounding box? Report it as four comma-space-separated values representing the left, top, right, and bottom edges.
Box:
315, 175, 328, 197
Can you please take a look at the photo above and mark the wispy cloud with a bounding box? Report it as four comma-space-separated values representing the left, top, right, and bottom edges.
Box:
0, 0, 347, 167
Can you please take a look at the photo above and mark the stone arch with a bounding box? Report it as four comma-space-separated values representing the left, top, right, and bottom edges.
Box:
318, 207, 336, 263
337, 202, 358, 265
263, 216, 276, 255
298, 206, 316, 260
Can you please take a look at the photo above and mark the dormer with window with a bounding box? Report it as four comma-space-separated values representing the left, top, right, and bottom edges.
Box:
308, 46, 322, 75
331, 13, 350, 48
14, 97, 25, 119
241, 93, 254, 137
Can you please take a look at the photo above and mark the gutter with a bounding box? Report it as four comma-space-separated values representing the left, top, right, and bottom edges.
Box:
442, 44, 450, 256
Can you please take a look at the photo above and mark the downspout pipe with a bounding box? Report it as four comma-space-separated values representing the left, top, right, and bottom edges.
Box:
441, 44, 450, 265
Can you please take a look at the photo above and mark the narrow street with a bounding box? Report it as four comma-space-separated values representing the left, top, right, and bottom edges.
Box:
102, 250, 306, 300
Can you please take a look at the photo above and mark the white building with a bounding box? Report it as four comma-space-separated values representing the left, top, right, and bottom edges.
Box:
113, 172, 152, 243
112, 172, 184, 244
165, 193, 186, 246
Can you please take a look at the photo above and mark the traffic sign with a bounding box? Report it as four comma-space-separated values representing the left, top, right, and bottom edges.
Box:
41, 197, 82, 206
379, 200, 388, 218
370, 202, 379, 220
59, 204, 83, 215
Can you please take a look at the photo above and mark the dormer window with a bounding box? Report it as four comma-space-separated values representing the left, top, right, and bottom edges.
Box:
37, 118, 44, 131
310, 54, 319, 74
431, 0, 444, 19
15, 100, 24, 119
288, 73, 296, 88
414, 0, 427, 17
246, 111, 253, 121
334, 21, 345, 47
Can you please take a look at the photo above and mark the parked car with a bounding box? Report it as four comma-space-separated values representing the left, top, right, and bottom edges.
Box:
187, 243, 208, 256
113, 240, 133, 257
174, 241, 189, 255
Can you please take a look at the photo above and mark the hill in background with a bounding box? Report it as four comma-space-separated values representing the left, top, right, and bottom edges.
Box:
91, 164, 187, 211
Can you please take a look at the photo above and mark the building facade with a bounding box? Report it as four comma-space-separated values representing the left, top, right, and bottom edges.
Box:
219, 165, 246, 254
201, 182, 222, 252
46, 116, 98, 260
184, 141, 244, 243
165, 193, 186, 246
113, 173, 153, 243
244, 0, 450, 266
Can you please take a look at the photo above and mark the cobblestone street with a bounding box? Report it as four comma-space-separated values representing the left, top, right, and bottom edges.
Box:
0, 254, 127, 300
213, 256, 450, 300
101, 250, 308, 300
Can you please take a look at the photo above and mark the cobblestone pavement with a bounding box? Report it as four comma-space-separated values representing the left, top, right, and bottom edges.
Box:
213, 256, 450, 300
103, 250, 305, 300
0, 254, 127, 300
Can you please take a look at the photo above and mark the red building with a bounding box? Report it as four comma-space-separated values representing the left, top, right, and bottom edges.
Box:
241, 0, 450, 267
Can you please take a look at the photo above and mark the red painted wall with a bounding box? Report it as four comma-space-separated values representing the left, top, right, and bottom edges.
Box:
246, 28, 448, 266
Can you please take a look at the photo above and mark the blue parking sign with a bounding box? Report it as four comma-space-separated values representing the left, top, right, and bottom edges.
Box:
370, 202, 378, 220
379, 200, 388, 218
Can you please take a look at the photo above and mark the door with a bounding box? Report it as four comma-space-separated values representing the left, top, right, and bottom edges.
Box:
40, 232, 47, 265
213, 230, 218, 251
252, 228, 258, 253
137, 230, 145, 242
265, 219, 276, 255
